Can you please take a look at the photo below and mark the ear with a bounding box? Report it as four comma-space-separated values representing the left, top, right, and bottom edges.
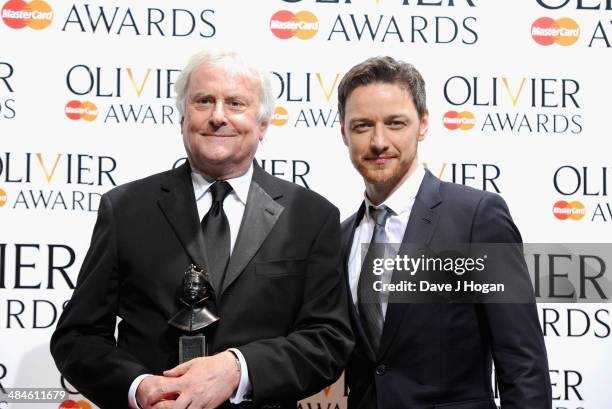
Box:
418, 109, 429, 142
341, 123, 349, 147
258, 120, 269, 141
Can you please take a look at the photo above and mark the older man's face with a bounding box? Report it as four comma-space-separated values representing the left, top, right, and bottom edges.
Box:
181, 63, 267, 179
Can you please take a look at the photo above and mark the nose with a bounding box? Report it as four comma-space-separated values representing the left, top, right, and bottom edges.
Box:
210, 101, 228, 127
370, 123, 388, 153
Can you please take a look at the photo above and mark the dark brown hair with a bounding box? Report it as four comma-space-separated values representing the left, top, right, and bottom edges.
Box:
337, 56, 427, 121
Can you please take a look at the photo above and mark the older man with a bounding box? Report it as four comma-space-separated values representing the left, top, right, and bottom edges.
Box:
338, 56, 551, 409
51, 51, 353, 409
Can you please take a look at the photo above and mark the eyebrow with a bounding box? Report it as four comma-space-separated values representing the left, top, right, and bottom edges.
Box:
349, 114, 411, 124
348, 117, 370, 124
190, 92, 212, 100
190, 92, 251, 100
385, 115, 411, 121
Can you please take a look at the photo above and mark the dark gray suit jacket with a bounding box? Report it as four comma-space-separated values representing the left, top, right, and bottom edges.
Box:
343, 169, 552, 409
51, 162, 354, 409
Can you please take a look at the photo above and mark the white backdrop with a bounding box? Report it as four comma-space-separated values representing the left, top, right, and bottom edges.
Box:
1, 1, 611, 408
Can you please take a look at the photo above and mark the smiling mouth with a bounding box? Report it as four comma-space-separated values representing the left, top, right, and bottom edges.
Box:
200, 133, 236, 138
365, 156, 397, 164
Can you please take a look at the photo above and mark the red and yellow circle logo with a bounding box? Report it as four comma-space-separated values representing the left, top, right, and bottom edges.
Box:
442, 111, 476, 131
553, 200, 586, 220
531, 17, 580, 46
58, 400, 92, 409
65, 100, 98, 121
0, 188, 7, 208
271, 106, 289, 126
270, 10, 318, 40
1, 0, 53, 30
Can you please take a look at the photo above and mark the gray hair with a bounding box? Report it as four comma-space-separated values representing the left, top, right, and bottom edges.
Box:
337, 56, 427, 121
174, 50, 275, 123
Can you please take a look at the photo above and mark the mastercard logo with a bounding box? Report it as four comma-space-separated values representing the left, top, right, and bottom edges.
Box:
442, 111, 476, 131
270, 10, 318, 40
0, 188, 7, 208
531, 17, 580, 46
552, 200, 586, 220
1, 0, 52, 30
271, 106, 289, 126
65, 100, 98, 121
58, 400, 92, 409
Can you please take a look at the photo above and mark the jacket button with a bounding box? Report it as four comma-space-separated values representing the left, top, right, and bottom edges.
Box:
375, 364, 386, 375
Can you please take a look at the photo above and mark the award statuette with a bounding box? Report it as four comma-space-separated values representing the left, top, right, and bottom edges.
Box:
168, 264, 220, 363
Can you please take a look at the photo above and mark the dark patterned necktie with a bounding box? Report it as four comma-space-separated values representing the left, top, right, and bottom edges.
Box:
201, 181, 233, 290
358, 205, 391, 354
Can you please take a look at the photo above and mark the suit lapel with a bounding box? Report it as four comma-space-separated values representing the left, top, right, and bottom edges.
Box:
378, 170, 441, 358
157, 162, 209, 275
342, 204, 378, 363
220, 164, 284, 296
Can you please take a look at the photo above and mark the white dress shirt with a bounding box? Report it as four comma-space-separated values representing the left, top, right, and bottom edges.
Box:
128, 164, 254, 408
347, 166, 425, 318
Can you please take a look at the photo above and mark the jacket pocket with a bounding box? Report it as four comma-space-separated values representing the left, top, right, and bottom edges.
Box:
255, 259, 307, 278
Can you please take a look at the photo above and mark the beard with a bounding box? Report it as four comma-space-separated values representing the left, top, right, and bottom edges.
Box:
354, 157, 412, 189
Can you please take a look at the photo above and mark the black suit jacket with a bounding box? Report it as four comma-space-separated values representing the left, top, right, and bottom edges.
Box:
343, 170, 552, 409
51, 162, 354, 409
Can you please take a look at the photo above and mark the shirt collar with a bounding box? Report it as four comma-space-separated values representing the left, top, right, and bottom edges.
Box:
191, 162, 253, 205
364, 165, 425, 220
